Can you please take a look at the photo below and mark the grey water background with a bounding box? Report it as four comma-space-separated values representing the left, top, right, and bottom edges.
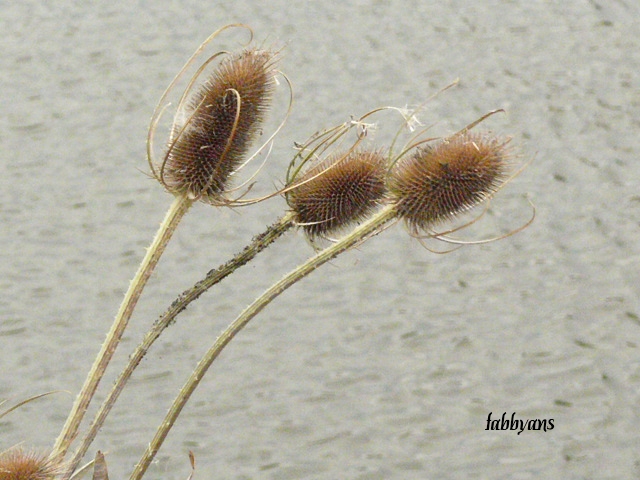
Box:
1, 1, 639, 479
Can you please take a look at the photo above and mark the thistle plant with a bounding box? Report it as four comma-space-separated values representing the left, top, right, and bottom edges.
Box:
2, 24, 532, 480
64, 114, 389, 477
50, 24, 287, 468
129, 112, 532, 480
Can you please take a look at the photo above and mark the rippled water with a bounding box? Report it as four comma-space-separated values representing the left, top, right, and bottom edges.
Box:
1, 1, 639, 479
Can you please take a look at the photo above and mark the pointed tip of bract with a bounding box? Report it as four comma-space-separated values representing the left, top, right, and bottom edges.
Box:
287, 149, 388, 240
160, 47, 279, 203
390, 131, 512, 233
0, 449, 62, 480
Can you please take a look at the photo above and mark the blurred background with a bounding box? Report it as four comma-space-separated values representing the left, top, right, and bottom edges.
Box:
1, 1, 638, 479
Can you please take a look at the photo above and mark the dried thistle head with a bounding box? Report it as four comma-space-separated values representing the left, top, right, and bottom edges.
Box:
287, 149, 388, 240
389, 131, 512, 233
157, 47, 279, 203
0, 449, 61, 480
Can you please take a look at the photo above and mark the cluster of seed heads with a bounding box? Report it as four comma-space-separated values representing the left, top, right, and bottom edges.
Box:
150, 35, 513, 238
286, 135, 511, 239
33, 26, 524, 480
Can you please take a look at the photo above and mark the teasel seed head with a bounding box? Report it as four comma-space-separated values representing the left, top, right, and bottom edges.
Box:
159, 47, 278, 202
287, 149, 388, 240
390, 131, 512, 233
0, 449, 61, 480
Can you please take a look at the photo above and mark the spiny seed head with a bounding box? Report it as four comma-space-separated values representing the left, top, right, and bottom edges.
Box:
161, 48, 278, 202
287, 149, 388, 239
390, 132, 511, 232
0, 449, 61, 480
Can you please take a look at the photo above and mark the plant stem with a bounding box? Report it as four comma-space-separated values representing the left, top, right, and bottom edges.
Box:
129, 204, 397, 480
51, 194, 194, 463
64, 212, 296, 478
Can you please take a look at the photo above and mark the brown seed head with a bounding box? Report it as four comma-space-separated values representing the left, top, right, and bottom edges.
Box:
161, 48, 278, 202
287, 149, 388, 239
0, 449, 61, 480
390, 132, 511, 232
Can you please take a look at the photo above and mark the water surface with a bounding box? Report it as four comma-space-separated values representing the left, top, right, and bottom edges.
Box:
1, 1, 639, 478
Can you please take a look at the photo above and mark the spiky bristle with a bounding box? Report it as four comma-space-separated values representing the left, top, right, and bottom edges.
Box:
0, 449, 61, 480
161, 48, 278, 202
287, 149, 388, 239
390, 132, 511, 232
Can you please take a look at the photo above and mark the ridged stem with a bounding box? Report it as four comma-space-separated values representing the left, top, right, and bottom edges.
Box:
51, 194, 194, 464
129, 204, 397, 480
64, 212, 296, 478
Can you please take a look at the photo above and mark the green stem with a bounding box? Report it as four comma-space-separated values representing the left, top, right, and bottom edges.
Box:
129, 204, 397, 480
51, 194, 194, 463
64, 212, 296, 478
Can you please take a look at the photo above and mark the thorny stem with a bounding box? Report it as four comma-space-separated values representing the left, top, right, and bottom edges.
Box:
64, 212, 296, 478
129, 204, 397, 480
51, 194, 194, 464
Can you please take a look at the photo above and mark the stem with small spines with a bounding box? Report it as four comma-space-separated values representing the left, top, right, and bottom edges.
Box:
51, 194, 194, 464
129, 204, 397, 480
63, 212, 296, 478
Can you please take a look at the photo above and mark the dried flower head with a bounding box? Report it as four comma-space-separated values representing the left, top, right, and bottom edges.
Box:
390, 132, 511, 233
0, 449, 61, 480
158, 47, 278, 202
287, 149, 388, 239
